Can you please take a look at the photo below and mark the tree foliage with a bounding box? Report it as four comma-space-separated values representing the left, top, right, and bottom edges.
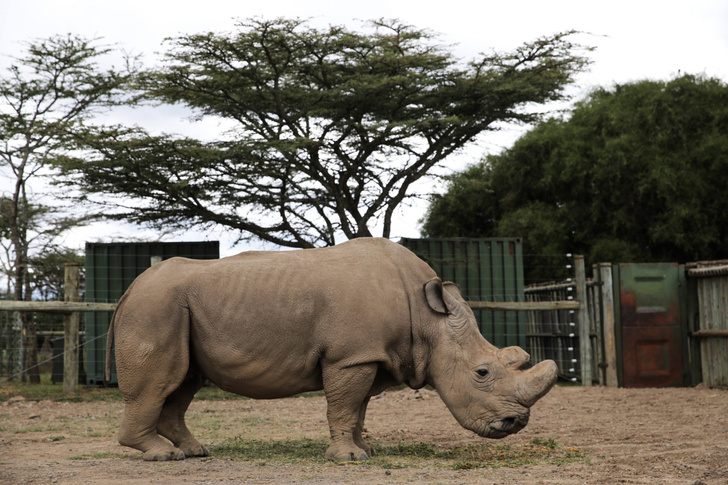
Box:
422, 74, 728, 275
0, 34, 132, 300
56, 18, 591, 248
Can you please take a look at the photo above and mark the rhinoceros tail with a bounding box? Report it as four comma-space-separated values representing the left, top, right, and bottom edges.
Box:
105, 291, 129, 384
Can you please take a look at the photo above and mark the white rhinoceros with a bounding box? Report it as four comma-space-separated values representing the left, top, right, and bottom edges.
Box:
106, 237, 557, 461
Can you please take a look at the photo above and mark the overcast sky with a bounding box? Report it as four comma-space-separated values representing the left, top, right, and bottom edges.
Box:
2, 0, 727, 255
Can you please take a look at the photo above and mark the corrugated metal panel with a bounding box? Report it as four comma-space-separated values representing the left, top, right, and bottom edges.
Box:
85, 241, 220, 385
399, 238, 526, 348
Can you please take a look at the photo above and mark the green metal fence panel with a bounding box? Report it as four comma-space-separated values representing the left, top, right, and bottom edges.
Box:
399, 238, 526, 348
85, 241, 220, 385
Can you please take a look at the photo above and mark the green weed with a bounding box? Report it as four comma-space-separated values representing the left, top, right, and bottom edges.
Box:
211, 437, 586, 470
531, 437, 558, 449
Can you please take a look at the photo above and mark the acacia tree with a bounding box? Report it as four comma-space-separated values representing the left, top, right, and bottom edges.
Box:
422, 74, 728, 280
56, 18, 591, 248
0, 34, 133, 381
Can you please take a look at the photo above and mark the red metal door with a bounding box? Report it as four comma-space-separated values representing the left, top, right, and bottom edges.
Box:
619, 263, 684, 387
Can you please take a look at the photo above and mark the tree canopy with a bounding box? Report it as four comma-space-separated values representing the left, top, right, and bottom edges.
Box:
422, 74, 728, 273
55, 18, 591, 248
0, 34, 131, 300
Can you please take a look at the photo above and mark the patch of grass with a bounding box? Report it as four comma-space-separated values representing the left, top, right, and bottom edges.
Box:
211, 437, 586, 470
239, 416, 270, 426
212, 437, 328, 463
196, 387, 324, 400
0, 381, 324, 403
292, 391, 325, 398
376, 442, 440, 459
69, 452, 128, 460
431, 441, 586, 469
14, 424, 65, 434
0, 381, 122, 403
195, 386, 248, 401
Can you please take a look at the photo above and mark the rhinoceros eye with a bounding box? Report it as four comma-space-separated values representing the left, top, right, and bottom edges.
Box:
476, 369, 489, 378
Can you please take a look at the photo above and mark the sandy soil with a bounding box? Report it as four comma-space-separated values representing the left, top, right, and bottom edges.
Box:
1, 385, 727, 484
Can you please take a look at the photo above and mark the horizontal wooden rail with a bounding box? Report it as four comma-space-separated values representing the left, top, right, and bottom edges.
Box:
0, 301, 116, 313
691, 330, 728, 338
687, 264, 728, 277
467, 300, 580, 311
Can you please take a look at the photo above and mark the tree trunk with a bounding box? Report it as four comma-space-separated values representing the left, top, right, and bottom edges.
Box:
10, 181, 40, 382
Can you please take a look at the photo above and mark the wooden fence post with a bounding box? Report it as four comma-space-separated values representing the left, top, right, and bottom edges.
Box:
599, 263, 619, 387
63, 263, 81, 394
574, 255, 592, 386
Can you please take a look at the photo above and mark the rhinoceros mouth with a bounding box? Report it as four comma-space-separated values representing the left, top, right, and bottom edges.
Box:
483, 414, 529, 438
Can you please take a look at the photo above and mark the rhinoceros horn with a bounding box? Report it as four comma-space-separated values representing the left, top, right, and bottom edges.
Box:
515, 359, 558, 407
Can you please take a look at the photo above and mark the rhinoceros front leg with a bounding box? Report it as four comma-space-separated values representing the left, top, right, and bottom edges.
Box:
353, 396, 375, 457
323, 363, 377, 461
116, 350, 189, 461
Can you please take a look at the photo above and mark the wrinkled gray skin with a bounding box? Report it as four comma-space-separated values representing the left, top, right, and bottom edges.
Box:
106, 238, 558, 462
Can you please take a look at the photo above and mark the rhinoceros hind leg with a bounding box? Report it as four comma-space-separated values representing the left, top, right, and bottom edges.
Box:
156, 371, 209, 458
323, 363, 377, 461
116, 346, 191, 461
117, 396, 186, 461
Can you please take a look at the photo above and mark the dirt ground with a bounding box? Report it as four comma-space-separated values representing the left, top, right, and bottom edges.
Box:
1, 385, 726, 484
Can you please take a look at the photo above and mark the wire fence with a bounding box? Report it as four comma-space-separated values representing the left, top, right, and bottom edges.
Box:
0, 330, 106, 384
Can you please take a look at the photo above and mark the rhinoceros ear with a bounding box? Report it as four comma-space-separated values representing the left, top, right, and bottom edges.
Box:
442, 281, 462, 300
425, 278, 452, 314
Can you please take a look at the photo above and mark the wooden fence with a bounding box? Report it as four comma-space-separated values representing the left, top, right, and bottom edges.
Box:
9, 255, 728, 390
0, 264, 116, 393
2, 296, 588, 390
19, 255, 728, 390
687, 263, 728, 388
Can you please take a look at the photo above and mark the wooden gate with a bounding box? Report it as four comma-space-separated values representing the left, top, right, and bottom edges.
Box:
618, 263, 685, 388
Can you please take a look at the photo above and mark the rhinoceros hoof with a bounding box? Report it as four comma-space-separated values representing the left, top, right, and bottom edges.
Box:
359, 443, 375, 457
182, 443, 210, 458
325, 444, 370, 462
142, 447, 186, 461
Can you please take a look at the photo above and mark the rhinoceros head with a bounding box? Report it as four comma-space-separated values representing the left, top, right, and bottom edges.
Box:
423, 279, 558, 439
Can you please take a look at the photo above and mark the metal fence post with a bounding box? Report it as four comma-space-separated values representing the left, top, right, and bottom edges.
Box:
574, 255, 592, 386
63, 263, 81, 393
